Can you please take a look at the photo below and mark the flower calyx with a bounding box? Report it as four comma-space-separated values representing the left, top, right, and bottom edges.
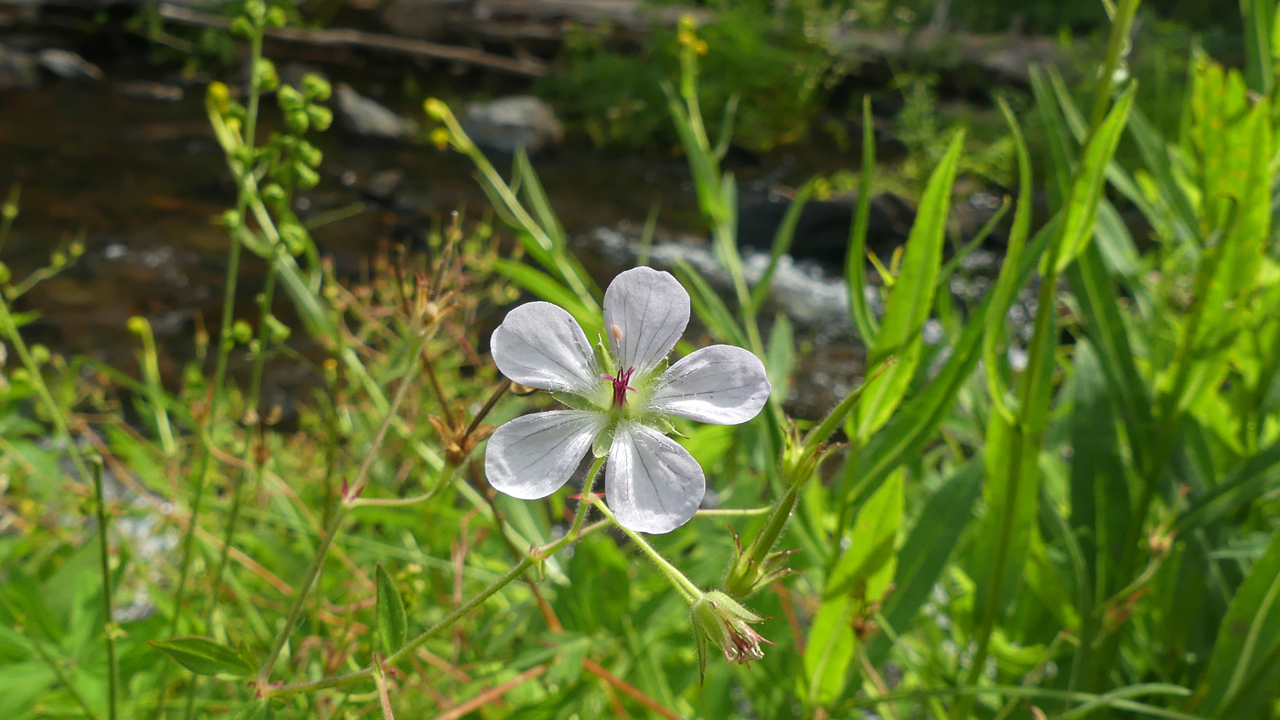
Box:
724, 526, 799, 599
429, 412, 495, 467
690, 590, 773, 680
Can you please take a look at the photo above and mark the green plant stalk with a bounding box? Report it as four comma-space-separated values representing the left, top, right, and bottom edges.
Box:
262, 469, 611, 699
0, 304, 92, 487
0, 184, 19, 255
1088, 0, 1142, 133
430, 106, 597, 312
593, 499, 702, 604
11, 617, 101, 720
93, 462, 119, 720
157, 27, 265, 716
727, 357, 886, 596
131, 318, 176, 455
954, 218, 1066, 720
256, 327, 428, 687
1090, 229, 1228, 690
183, 260, 280, 720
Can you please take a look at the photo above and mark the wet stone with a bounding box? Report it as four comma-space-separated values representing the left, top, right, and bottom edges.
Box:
0, 42, 36, 89
335, 83, 416, 140
36, 48, 102, 80
461, 95, 563, 154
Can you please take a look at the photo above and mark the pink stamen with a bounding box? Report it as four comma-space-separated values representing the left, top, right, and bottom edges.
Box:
602, 366, 638, 408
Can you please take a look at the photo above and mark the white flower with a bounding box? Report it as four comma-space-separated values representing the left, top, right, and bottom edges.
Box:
484, 267, 772, 534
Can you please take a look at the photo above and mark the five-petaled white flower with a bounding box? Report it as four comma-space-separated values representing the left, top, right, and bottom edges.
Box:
484, 267, 772, 534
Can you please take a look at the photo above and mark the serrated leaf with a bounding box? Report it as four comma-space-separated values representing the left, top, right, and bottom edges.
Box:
149, 636, 256, 676
376, 563, 408, 654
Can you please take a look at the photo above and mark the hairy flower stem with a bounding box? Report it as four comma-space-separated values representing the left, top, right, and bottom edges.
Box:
256, 329, 429, 687
157, 26, 265, 717
261, 478, 611, 700
93, 461, 119, 720
725, 360, 885, 597
593, 499, 702, 604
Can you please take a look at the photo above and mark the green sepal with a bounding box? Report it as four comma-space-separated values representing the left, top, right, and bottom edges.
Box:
593, 420, 618, 458
553, 392, 599, 412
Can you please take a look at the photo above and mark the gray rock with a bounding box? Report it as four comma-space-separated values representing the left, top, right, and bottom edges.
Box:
334, 83, 415, 140
461, 95, 563, 153
36, 48, 103, 80
0, 44, 37, 90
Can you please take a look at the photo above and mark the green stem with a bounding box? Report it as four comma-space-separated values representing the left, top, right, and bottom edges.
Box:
185, 262, 279, 720
262, 492, 612, 699
256, 329, 427, 687
93, 462, 119, 720
157, 26, 264, 717
593, 499, 702, 604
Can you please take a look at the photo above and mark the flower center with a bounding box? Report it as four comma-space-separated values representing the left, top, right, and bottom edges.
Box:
603, 366, 638, 409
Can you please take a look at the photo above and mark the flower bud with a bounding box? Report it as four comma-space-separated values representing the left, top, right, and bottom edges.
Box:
429, 127, 451, 150
306, 104, 333, 132
1, 199, 16, 222
232, 319, 254, 344
29, 344, 50, 366
264, 315, 291, 343
265, 6, 287, 27
423, 97, 449, 122
253, 58, 279, 92
302, 73, 332, 101
296, 140, 323, 168
244, 0, 266, 23
261, 183, 287, 206
689, 591, 770, 679
0, 261, 10, 285
220, 209, 243, 229
285, 109, 309, 134
294, 162, 320, 189
277, 84, 305, 111
279, 223, 308, 255
230, 16, 255, 38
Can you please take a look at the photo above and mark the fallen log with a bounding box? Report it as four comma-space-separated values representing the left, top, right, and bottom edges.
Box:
157, 1, 548, 77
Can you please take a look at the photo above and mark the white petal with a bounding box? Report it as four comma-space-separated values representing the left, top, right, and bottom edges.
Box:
491, 302, 598, 395
603, 267, 690, 377
646, 345, 772, 425
605, 422, 704, 534
485, 411, 606, 500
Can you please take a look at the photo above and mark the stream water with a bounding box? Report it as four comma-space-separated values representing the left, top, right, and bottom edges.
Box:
1, 38, 1011, 420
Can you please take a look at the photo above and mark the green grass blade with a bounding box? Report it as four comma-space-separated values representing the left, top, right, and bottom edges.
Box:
1201, 528, 1280, 718
749, 181, 814, 313
845, 95, 880, 347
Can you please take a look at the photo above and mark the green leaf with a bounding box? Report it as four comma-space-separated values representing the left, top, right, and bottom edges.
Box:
546, 635, 590, 687
1045, 84, 1136, 274
149, 636, 256, 676
1069, 340, 1128, 606
877, 460, 982, 642
1242, 0, 1274, 95
870, 129, 965, 364
827, 469, 903, 600
1201, 529, 1280, 719
984, 97, 1033, 422
801, 594, 854, 706
750, 182, 813, 312
849, 130, 963, 442
671, 259, 746, 347
765, 313, 795, 404
845, 94, 879, 346
494, 258, 601, 339
376, 563, 408, 654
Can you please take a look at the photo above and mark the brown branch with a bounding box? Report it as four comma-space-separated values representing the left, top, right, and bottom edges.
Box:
429, 665, 548, 720
581, 659, 688, 720
157, 3, 548, 77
